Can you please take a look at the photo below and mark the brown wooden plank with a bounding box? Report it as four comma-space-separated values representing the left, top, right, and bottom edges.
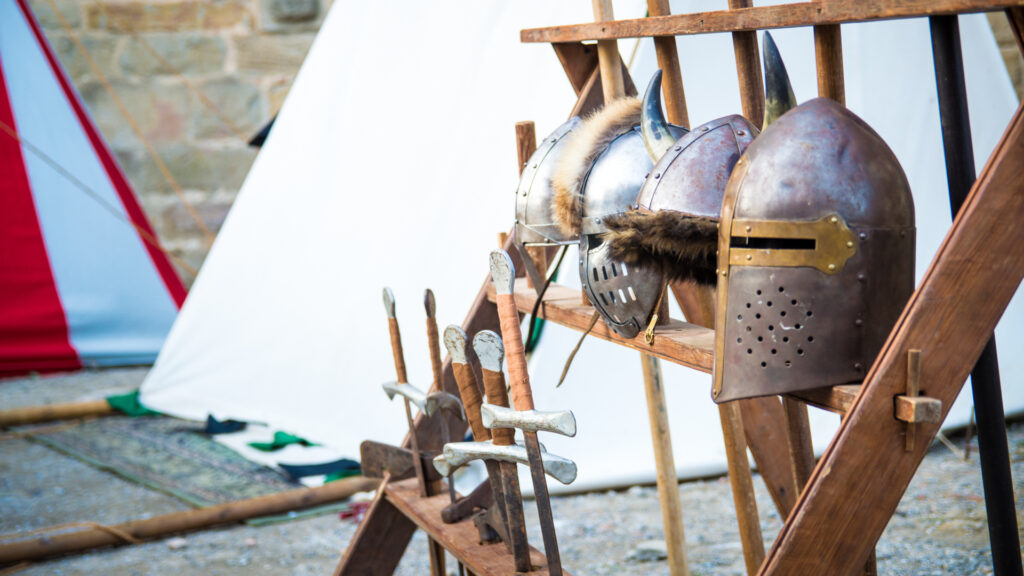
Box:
551, 42, 599, 95
729, 0, 765, 129
386, 478, 562, 576
760, 103, 1024, 575
490, 279, 715, 371
814, 24, 846, 104
521, 0, 1024, 43
738, 396, 799, 519
647, 0, 689, 127
789, 385, 860, 415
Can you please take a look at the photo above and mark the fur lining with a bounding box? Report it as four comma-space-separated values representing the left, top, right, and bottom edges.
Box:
551, 97, 643, 237
602, 211, 720, 286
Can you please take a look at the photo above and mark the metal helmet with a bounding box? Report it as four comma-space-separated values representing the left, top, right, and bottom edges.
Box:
514, 117, 584, 247
601, 71, 757, 288
551, 80, 686, 338
712, 97, 916, 403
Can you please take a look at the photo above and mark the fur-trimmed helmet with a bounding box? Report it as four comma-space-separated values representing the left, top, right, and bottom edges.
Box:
602, 71, 757, 288
712, 43, 915, 402
551, 92, 685, 338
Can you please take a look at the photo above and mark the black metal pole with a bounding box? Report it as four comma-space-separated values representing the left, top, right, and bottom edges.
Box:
929, 15, 1022, 576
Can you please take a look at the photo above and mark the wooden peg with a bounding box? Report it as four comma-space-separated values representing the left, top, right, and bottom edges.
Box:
898, 349, 942, 451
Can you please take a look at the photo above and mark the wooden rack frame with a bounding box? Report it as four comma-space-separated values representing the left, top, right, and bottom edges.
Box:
337, 2, 1024, 575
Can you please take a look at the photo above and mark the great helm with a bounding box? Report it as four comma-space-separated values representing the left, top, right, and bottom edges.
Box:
712, 96, 916, 402
550, 80, 685, 338
602, 71, 758, 289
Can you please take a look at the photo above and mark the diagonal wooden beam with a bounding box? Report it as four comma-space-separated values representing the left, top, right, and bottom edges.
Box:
759, 102, 1024, 576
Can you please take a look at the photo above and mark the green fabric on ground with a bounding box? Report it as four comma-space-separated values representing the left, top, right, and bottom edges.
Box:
105, 390, 160, 417
248, 431, 318, 452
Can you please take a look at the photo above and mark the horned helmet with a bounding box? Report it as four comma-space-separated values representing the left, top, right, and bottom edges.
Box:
712, 33, 916, 402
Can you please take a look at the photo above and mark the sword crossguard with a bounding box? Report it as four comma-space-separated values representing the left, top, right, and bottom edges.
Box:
382, 381, 427, 412
425, 391, 465, 421
481, 404, 576, 437
442, 441, 577, 485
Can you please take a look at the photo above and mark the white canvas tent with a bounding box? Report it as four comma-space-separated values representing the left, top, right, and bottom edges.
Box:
141, 0, 1021, 493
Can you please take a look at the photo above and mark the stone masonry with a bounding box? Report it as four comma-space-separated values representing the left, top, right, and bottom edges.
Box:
28, 0, 332, 284
25, 3, 1024, 287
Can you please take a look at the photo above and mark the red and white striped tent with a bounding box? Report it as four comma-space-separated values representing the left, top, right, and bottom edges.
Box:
0, 0, 184, 376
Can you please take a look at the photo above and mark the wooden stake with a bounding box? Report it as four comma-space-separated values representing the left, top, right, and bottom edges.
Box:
0, 399, 113, 427
592, 0, 625, 104
647, 0, 689, 127
0, 476, 378, 565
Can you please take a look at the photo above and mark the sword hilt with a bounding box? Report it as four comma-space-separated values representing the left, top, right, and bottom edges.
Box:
383, 287, 408, 383
444, 326, 491, 442
489, 251, 535, 412
424, 289, 444, 392
473, 330, 516, 447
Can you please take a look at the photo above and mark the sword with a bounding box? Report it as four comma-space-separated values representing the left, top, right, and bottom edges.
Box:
380, 287, 445, 576
424, 390, 466, 576
488, 250, 572, 576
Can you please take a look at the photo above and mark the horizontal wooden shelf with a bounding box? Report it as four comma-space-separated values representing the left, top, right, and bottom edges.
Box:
385, 478, 562, 576
521, 0, 1024, 43
489, 279, 715, 373
493, 279, 860, 414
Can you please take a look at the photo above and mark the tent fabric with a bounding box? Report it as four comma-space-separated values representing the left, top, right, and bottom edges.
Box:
0, 0, 183, 375
141, 0, 1021, 494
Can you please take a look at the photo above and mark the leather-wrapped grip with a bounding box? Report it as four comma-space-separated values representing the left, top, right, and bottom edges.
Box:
387, 317, 408, 383
452, 362, 490, 441
480, 368, 516, 447
426, 320, 443, 391
496, 294, 534, 411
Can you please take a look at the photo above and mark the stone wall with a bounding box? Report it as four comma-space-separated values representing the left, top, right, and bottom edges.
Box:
29, 0, 332, 285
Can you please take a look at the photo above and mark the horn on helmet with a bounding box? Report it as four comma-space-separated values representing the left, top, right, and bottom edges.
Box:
640, 70, 677, 163
762, 31, 797, 128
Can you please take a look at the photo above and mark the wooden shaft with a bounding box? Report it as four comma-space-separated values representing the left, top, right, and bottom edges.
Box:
1, 475, 377, 565
452, 363, 490, 441
647, 0, 689, 127
480, 368, 515, 447
719, 402, 765, 575
640, 353, 691, 576
0, 399, 113, 427
727, 0, 764, 129
495, 295, 534, 412
404, 399, 428, 498
782, 397, 815, 491
387, 317, 408, 383
426, 320, 444, 392
516, 121, 548, 287
592, 0, 626, 102
1007, 7, 1024, 55
813, 24, 846, 104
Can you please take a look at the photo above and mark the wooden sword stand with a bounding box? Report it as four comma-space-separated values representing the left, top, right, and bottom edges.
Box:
337, 2, 1024, 575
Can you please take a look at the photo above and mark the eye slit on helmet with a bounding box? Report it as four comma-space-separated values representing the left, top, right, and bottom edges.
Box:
730, 236, 816, 250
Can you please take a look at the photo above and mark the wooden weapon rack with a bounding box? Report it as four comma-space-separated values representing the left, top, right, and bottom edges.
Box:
337, 1, 1024, 575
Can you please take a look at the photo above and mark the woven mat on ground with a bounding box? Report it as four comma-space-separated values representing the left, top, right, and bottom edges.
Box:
33, 416, 299, 506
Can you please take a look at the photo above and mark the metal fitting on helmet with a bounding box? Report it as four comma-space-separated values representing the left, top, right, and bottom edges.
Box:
712, 97, 916, 402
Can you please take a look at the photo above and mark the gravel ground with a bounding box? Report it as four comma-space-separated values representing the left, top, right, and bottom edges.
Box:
1, 368, 1021, 575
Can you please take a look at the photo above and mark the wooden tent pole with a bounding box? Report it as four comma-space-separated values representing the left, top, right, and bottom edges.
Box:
0, 399, 114, 427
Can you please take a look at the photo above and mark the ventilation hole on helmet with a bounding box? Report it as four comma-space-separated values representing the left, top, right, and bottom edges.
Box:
760, 362, 767, 368
768, 325, 774, 331
621, 263, 628, 276
609, 290, 616, 303
745, 303, 751, 308
807, 336, 814, 342
795, 323, 802, 330
755, 313, 761, 319
797, 348, 804, 355
746, 326, 752, 332
771, 349, 777, 355
778, 287, 785, 292
611, 263, 618, 277
756, 289, 762, 295
602, 266, 608, 281
780, 311, 787, 317
593, 268, 599, 282
784, 360, 792, 367
619, 289, 627, 303
737, 338, 742, 343
757, 336, 763, 342
782, 336, 789, 343
807, 310, 813, 317
737, 314, 743, 321
791, 299, 798, 306
747, 349, 753, 355
599, 293, 608, 306
628, 286, 637, 301
766, 301, 773, 307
